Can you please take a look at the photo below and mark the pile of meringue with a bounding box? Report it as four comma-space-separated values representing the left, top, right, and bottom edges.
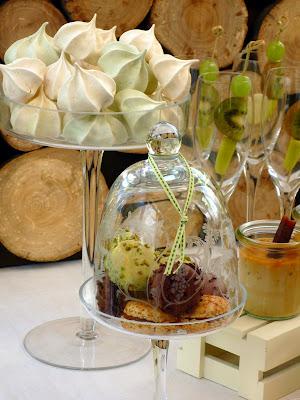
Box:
0, 15, 198, 146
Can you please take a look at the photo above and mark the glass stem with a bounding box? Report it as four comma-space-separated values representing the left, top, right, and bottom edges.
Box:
77, 150, 104, 340
279, 190, 296, 218
244, 160, 264, 222
152, 340, 169, 400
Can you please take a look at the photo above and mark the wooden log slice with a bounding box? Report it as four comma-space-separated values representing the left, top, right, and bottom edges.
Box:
257, 0, 300, 71
228, 168, 280, 229
0, 148, 108, 262
61, 0, 153, 37
150, 0, 248, 68
1, 129, 41, 152
0, 0, 67, 61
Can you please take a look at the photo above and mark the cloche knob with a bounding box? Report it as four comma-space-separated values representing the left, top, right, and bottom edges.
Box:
146, 121, 182, 156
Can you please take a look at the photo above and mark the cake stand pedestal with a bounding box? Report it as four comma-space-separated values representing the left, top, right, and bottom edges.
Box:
4, 130, 150, 370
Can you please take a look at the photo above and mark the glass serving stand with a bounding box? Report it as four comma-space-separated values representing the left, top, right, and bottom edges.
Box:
78, 122, 246, 398
0, 93, 190, 369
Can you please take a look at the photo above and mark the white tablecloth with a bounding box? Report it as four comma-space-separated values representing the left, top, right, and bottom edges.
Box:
0, 260, 299, 400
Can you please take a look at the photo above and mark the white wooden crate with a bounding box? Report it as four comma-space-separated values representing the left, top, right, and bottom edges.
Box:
177, 314, 300, 400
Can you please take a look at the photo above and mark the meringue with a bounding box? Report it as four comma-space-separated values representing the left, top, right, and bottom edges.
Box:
63, 113, 128, 146
54, 14, 101, 64
10, 86, 61, 138
57, 63, 116, 112
114, 89, 166, 141
150, 54, 198, 101
119, 25, 163, 61
44, 52, 74, 101
97, 26, 117, 46
4, 22, 60, 66
98, 42, 149, 92
0, 57, 46, 103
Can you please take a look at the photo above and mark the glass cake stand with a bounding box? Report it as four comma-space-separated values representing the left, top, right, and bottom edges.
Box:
0, 93, 190, 369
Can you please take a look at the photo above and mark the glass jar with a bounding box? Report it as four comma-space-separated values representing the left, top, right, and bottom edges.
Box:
236, 220, 300, 320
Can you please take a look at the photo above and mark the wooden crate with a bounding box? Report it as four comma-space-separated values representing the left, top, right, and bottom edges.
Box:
177, 314, 300, 400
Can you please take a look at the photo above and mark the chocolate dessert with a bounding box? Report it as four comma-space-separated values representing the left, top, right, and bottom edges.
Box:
148, 262, 203, 316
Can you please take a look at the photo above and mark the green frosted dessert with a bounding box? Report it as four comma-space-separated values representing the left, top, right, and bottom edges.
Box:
104, 231, 157, 293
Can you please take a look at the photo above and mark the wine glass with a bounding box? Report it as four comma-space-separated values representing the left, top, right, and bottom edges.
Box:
0, 93, 190, 369
193, 71, 253, 202
232, 51, 266, 221
262, 66, 300, 217
80, 122, 246, 399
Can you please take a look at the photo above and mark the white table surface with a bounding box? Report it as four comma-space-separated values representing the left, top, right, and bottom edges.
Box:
0, 260, 299, 400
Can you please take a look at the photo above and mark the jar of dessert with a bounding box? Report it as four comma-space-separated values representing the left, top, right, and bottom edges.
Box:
237, 220, 300, 320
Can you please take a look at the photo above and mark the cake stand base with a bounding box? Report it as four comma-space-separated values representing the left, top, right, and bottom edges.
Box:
23, 317, 150, 370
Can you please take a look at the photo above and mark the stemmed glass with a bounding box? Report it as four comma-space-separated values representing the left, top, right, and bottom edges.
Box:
262, 66, 300, 217
232, 49, 266, 221
0, 93, 190, 369
193, 71, 252, 202
79, 122, 246, 399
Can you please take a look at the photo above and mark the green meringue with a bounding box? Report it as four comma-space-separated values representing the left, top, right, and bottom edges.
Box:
114, 89, 166, 141
62, 113, 128, 146
98, 42, 149, 92
4, 22, 60, 66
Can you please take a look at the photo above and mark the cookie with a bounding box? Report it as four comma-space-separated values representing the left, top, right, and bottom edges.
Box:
122, 300, 177, 323
182, 295, 230, 319
121, 296, 230, 336
121, 300, 178, 335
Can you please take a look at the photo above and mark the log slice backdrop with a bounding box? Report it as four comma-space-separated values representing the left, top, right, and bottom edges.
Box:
61, 0, 153, 37
1, 129, 41, 152
228, 169, 280, 229
0, 148, 108, 262
257, 0, 300, 71
0, 0, 67, 61
150, 0, 248, 68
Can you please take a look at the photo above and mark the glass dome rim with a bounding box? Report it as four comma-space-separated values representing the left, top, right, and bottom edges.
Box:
79, 277, 247, 328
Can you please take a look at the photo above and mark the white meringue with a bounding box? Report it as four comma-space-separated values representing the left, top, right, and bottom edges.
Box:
57, 63, 116, 112
119, 25, 163, 61
62, 113, 128, 146
96, 26, 117, 46
4, 22, 60, 66
0, 57, 46, 103
98, 42, 149, 92
114, 89, 166, 141
145, 63, 158, 95
44, 52, 74, 101
54, 14, 101, 64
10, 86, 61, 138
150, 54, 198, 101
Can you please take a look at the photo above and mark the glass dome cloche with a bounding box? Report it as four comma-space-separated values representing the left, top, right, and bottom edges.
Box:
82, 122, 246, 338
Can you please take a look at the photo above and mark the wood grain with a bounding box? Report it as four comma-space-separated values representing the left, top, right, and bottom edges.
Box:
0, 148, 108, 262
257, 0, 300, 71
0, 0, 66, 61
150, 0, 248, 68
61, 0, 153, 36
1, 129, 42, 152
228, 168, 280, 229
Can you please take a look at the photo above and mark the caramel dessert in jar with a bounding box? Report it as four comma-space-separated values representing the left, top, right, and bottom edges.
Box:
237, 219, 300, 320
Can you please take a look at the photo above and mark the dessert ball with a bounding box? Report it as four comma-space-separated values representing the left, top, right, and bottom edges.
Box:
104, 232, 157, 293
201, 272, 228, 297
148, 262, 203, 316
